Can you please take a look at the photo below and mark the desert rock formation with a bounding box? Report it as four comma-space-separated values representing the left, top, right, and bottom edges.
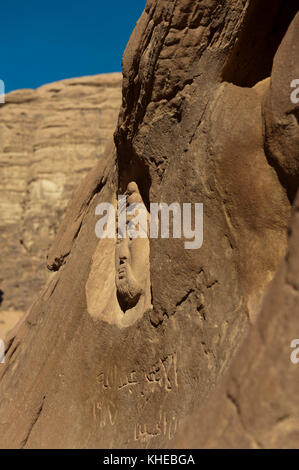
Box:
0, 73, 122, 318
0, 1, 298, 449
172, 191, 299, 449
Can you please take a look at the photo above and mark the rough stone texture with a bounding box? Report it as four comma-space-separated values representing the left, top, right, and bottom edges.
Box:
0, 73, 122, 313
264, 13, 299, 202
0, 1, 298, 449
171, 191, 299, 449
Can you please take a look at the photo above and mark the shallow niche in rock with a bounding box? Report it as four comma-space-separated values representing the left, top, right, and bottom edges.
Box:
85, 181, 152, 328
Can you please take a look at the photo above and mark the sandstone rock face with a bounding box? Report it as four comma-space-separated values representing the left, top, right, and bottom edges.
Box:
0, 73, 122, 313
264, 14, 299, 202
0, 1, 298, 449
172, 190, 299, 449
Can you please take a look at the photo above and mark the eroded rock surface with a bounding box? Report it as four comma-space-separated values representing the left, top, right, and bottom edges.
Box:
0, 1, 298, 449
172, 191, 299, 449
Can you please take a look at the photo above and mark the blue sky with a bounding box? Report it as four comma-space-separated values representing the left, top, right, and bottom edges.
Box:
1, 0, 146, 92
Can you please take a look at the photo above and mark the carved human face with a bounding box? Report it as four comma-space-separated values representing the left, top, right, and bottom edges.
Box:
115, 235, 149, 309
115, 182, 150, 311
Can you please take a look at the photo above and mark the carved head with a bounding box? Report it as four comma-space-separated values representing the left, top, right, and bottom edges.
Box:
115, 182, 150, 312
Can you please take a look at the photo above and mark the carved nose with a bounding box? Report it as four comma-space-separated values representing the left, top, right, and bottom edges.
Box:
119, 242, 130, 262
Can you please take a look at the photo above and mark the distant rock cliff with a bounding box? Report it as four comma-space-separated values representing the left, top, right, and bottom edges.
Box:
0, 73, 122, 314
